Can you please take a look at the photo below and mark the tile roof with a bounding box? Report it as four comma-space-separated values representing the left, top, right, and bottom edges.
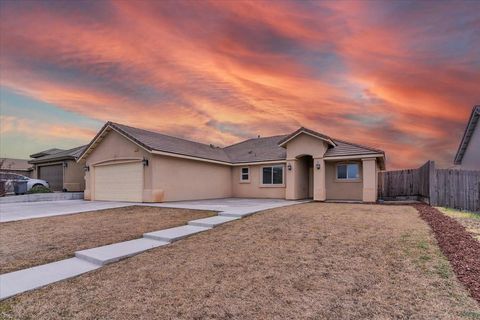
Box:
454, 106, 480, 165
110, 122, 231, 163
79, 122, 385, 165
29, 145, 87, 164
325, 139, 384, 157
223, 135, 288, 163
30, 148, 64, 158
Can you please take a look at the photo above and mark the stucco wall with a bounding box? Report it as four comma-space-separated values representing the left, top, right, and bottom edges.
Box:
84, 129, 152, 201
32, 160, 84, 191
63, 159, 85, 192
325, 160, 363, 200
285, 133, 328, 159
152, 155, 232, 201
460, 126, 480, 170
231, 164, 286, 198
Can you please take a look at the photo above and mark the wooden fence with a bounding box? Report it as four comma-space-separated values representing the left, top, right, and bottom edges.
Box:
433, 169, 480, 212
378, 161, 480, 212
378, 161, 433, 202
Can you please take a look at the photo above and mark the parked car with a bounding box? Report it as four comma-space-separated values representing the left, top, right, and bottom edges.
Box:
0, 172, 49, 194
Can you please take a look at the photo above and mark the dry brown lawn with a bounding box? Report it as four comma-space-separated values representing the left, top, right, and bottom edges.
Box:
1, 203, 479, 319
0, 206, 215, 273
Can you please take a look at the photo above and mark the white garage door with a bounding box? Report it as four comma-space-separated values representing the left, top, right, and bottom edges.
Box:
94, 162, 143, 202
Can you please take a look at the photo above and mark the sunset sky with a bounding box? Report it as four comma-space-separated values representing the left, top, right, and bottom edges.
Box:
0, 0, 479, 169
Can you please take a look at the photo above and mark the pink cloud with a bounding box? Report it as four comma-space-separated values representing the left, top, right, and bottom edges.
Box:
0, 0, 478, 168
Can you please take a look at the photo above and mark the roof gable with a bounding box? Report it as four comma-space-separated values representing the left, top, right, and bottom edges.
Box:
277, 127, 336, 147
454, 106, 480, 165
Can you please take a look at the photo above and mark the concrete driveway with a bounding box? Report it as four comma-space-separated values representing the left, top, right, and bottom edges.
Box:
0, 198, 307, 223
0, 200, 131, 223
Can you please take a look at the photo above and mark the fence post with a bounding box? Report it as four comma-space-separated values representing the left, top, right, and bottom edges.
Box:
428, 160, 436, 206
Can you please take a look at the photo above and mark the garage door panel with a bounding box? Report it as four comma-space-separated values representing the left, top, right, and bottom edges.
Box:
94, 162, 143, 202
39, 165, 63, 191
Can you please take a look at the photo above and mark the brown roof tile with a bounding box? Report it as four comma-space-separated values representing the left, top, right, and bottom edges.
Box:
224, 135, 288, 163
111, 123, 231, 163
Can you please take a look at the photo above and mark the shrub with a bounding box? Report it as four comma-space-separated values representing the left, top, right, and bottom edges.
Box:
28, 185, 53, 194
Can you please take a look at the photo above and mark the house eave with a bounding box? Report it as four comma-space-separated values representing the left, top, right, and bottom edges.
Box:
454, 106, 480, 165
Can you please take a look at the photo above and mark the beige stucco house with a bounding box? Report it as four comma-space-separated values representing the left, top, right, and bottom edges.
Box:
78, 122, 386, 203
29, 146, 86, 191
0, 158, 33, 177
454, 106, 480, 170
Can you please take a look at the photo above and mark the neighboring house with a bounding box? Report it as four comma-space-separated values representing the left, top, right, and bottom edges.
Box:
29, 146, 87, 191
0, 158, 33, 177
454, 106, 480, 170
78, 122, 385, 203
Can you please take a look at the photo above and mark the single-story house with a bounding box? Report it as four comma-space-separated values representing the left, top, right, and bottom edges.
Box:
0, 158, 33, 177
78, 122, 385, 203
29, 146, 87, 191
454, 105, 480, 170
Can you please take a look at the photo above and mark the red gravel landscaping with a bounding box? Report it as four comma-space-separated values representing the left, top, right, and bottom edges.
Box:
413, 204, 480, 303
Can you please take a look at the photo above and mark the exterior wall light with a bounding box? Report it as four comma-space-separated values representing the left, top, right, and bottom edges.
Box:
62, 162, 68, 168
83, 166, 90, 172
316, 161, 321, 170
143, 158, 149, 166
287, 163, 292, 171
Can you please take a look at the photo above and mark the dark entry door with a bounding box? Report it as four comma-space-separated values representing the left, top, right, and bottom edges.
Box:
39, 164, 63, 191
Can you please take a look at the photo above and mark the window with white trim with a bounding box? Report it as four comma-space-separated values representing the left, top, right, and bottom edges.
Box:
262, 165, 283, 185
336, 163, 360, 180
240, 167, 249, 181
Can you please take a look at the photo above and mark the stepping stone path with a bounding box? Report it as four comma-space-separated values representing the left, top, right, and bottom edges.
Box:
144, 225, 211, 242
75, 238, 169, 266
0, 258, 100, 300
188, 216, 240, 228
0, 199, 308, 300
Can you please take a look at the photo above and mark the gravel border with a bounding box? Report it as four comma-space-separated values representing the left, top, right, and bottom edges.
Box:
413, 204, 480, 303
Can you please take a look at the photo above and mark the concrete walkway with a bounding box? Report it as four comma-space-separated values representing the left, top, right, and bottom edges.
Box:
0, 198, 307, 300
0, 200, 131, 223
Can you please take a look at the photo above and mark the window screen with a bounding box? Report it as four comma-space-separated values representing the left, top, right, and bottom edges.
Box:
262, 166, 283, 184
337, 163, 360, 180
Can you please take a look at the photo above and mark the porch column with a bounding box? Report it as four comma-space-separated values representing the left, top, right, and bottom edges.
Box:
285, 159, 297, 200
362, 158, 377, 202
85, 165, 93, 201
313, 158, 326, 201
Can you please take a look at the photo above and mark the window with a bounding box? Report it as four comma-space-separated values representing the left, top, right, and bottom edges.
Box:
337, 163, 360, 180
240, 167, 249, 182
262, 165, 283, 185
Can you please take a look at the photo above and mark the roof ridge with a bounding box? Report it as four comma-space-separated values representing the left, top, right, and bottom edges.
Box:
224, 134, 288, 149
110, 122, 228, 150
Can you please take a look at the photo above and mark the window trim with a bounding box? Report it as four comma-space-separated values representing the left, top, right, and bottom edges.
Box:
240, 167, 250, 183
336, 162, 361, 182
260, 165, 285, 187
